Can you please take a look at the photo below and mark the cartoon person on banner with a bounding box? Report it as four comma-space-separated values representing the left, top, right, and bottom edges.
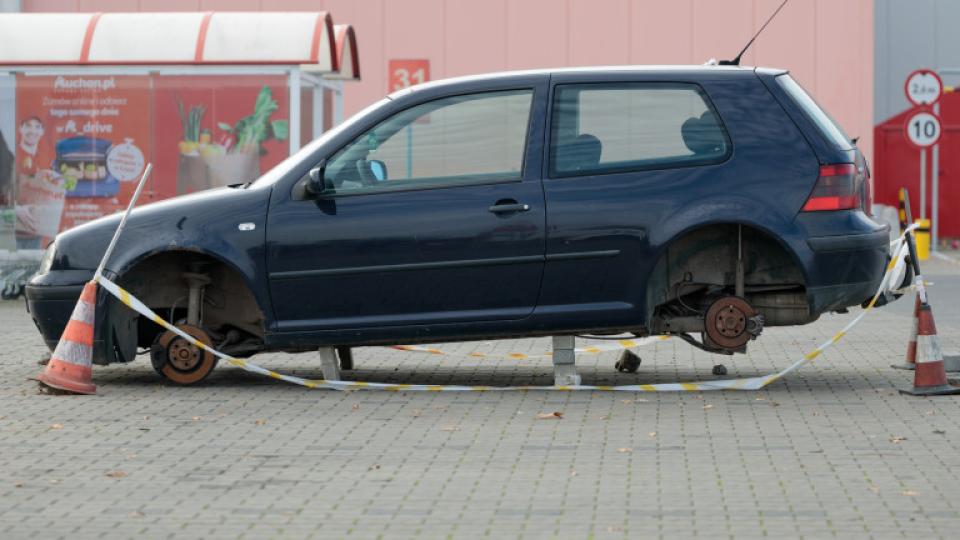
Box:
15, 116, 57, 250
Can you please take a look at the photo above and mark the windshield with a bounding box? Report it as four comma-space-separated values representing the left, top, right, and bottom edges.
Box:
247, 98, 392, 188
776, 75, 853, 150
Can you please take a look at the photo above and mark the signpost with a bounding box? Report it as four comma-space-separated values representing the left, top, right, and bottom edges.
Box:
904, 69, 943, 248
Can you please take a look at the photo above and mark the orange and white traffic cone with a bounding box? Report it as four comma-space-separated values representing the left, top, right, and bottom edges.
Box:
900, 302, 960, 396
35, 280, 97, 395
891, 294, 920, 371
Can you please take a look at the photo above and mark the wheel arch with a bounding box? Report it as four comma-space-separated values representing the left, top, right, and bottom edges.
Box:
103, 247, 268, 364
644, 218, 811, 325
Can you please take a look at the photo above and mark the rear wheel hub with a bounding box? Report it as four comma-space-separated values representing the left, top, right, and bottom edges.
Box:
704, 296, 759, 349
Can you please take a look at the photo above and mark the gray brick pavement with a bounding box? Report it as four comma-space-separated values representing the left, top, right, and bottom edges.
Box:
1, 258, 959, 538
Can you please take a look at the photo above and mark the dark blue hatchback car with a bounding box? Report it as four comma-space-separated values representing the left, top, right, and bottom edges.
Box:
26, 66, 890, 384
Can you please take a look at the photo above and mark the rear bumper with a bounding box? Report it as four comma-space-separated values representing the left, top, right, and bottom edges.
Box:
806, 228, 890, 253
802, 224, 891, 314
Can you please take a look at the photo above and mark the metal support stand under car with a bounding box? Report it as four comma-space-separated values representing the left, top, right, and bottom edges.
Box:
319, 347, 342, 381
552, 336, 581, 386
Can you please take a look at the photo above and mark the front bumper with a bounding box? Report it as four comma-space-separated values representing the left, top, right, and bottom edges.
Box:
25, 270, 99, 354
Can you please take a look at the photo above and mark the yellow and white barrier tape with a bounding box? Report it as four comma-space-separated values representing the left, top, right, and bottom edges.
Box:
389, 336, 669, 359
94, 228, 912, 393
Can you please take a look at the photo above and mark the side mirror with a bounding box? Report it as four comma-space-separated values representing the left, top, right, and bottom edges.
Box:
368, 159, 387, 181
305, 160, 327, 196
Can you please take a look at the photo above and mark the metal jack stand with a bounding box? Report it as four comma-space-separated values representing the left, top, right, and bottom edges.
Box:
336, 347, 354, 370
319, 347, 341, 381
552, 336, 581, 386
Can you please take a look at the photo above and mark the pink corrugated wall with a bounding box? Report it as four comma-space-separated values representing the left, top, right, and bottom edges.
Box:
23, 0, 875, 161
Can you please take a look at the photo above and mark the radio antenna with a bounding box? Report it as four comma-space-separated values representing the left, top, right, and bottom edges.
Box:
719, 0, 789, 66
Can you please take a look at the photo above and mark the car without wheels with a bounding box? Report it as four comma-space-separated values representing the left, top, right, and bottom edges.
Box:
25, 65, 893, 384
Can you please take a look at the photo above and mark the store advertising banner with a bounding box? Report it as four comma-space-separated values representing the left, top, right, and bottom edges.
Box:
0, 73, 291, 251
15, 74, 151, 245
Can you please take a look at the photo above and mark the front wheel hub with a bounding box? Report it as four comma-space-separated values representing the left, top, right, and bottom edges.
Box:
150, 324, 218, 385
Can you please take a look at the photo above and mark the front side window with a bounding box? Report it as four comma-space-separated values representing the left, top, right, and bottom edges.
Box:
549, 83, 729, 177
324, 89, 533, 193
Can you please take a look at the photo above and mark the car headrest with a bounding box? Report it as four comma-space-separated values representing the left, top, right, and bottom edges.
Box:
681, 112, 725, 155
557, 133, 602, 173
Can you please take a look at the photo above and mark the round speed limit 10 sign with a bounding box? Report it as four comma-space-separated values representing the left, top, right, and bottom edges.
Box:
905, 111, 941, 148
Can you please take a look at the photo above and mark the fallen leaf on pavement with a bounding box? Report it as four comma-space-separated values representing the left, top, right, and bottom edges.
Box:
351, 404, 360, 411
889, 436, 907, 444
617, 447, 633, 453
703, 404, 714, 410
50, 423, 63, 430
536, 412, 563, 419
13, 482, 23, 488
368, 464, 380, 470
192, 416, 201, 421
902, 490, 919, 497
106, 471, 127, 479
254, 419, 266, 426
648, 431, 657, 438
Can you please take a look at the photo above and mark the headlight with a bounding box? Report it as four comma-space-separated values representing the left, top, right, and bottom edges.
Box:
37, 241, 56, 275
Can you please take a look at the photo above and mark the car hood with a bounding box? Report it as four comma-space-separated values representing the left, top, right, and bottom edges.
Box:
52, 185, 272, 274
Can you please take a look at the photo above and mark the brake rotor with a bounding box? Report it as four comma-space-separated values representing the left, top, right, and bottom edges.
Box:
151, 324, 217, 385
704, 296, 758, 349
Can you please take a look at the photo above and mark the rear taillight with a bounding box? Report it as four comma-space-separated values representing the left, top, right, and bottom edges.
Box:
802, 163, 859, 211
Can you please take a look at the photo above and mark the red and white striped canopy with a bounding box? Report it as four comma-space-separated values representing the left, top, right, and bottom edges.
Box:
0, 11, 358, 76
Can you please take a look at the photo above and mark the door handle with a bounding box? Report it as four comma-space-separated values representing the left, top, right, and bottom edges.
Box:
488, 202, 530, 214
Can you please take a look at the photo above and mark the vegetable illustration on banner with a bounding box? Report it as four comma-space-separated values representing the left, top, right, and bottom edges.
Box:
177, 84, 289, 193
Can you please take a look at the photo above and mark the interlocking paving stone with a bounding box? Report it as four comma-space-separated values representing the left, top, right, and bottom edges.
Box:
1, 257, 959, 538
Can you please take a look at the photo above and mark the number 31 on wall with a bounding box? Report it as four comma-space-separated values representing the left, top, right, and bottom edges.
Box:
389, 59, 430, 93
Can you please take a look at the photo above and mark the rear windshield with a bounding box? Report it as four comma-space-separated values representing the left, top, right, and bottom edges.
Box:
776, 75, 852, 150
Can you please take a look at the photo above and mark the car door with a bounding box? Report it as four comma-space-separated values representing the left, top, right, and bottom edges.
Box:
536, 77, 733, 326
266, 80, 548, 332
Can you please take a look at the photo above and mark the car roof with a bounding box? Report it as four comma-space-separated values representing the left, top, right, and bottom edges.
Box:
387, 65, 788, 99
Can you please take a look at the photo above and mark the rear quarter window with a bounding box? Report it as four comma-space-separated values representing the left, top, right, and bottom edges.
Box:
776, 75, 852, 150
549, 83, 730, 178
